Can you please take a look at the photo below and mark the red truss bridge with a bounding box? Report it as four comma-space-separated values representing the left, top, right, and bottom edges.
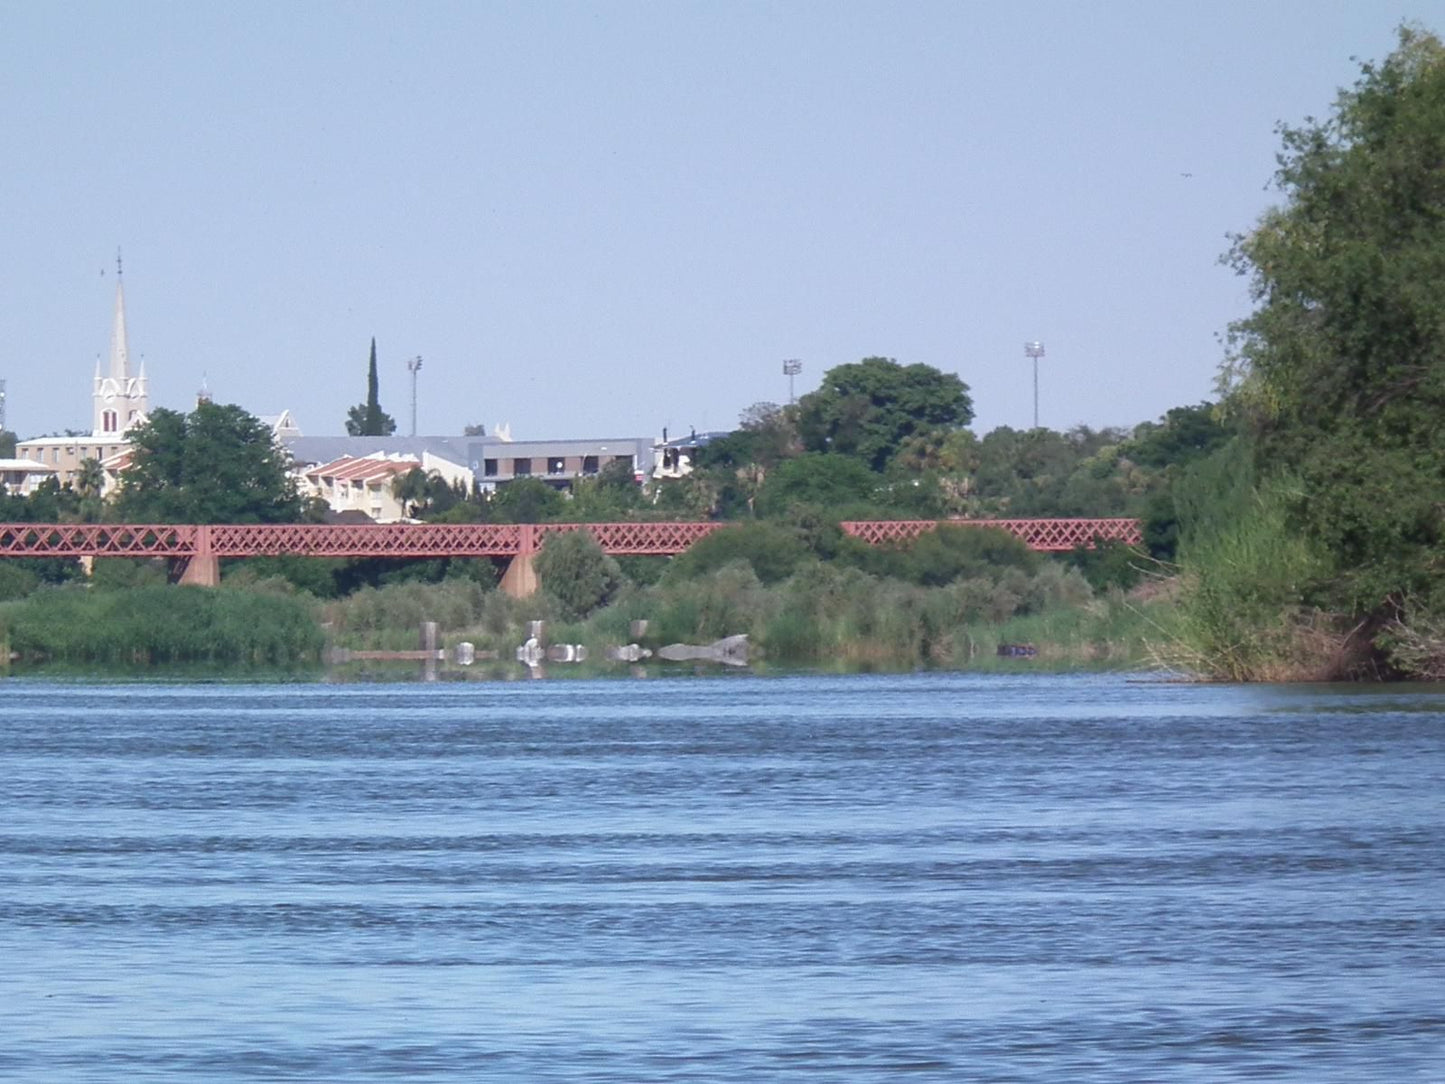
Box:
0, 518, 1141, 596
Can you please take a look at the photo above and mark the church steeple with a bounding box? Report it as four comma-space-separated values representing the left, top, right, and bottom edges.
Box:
108, 252, 130, 383
92, 251, 150, 437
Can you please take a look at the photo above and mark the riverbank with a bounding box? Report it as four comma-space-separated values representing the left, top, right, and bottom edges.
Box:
0, 557, 1173, 677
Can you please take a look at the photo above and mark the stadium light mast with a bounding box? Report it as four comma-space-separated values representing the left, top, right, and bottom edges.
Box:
783, 358, 802, 404
1024, 341, 1045, 429
406, 356, 423, 436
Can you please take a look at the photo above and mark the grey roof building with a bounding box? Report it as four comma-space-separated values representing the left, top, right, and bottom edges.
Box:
468, 436, 654, 489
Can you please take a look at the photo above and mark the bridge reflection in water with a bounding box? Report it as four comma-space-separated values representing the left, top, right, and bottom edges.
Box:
0, 519, 1142, 597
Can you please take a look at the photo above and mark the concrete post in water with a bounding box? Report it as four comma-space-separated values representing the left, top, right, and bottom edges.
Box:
420, 621, 439, 682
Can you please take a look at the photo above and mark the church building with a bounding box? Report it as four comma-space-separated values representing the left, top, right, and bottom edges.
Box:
17, 265, 150, 489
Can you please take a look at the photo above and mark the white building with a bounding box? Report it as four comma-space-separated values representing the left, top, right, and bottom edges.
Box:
16, 268, 149, 488
0, 457, 58, 496
285, 436, 475, 521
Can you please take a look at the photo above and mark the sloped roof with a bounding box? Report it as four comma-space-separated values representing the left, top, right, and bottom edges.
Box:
99, 449, 134, 472
0, 458, 55, 473
304, 454, 422, 484
284, 435, 469, 469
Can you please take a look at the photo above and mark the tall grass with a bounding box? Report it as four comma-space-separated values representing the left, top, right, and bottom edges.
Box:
2, 583, 323, 665
1168, 475, 1335, 680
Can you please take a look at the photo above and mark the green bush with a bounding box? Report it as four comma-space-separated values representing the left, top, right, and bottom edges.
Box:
534, 530, 625, 619
847, 524, 1038, 586
0, 563, 40, 602
646, 561, 778, 643
89, 558, 169, 591
664, 522, 811, 585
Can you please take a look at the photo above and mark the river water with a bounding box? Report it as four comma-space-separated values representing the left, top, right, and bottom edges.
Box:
1, 672, 1441, 1081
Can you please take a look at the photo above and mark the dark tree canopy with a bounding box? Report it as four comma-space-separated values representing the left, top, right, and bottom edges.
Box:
346, 338, 397, 437
488, 476, 564, 523
754, 453, 882, 517
116, 402, 302, 524
1223, 26, 1445, 609
797, 357, 973, 471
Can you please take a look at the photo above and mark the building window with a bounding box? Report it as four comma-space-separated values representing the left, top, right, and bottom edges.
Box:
613, 455, 633, 473
513, 458, 531, 476
483, 458, 498, 477
102, 410, 118, 433
547, 457, 565, 475
582, 455, 599, 474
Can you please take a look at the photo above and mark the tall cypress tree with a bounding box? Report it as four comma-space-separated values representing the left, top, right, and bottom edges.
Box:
345, 338, 397, 436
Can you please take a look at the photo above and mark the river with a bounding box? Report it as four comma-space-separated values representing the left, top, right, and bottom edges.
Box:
1, 672, 1441, 1081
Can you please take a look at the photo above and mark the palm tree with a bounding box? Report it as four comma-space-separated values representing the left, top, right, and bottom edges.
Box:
74, 457, 106, 523
391, 467, 431, 519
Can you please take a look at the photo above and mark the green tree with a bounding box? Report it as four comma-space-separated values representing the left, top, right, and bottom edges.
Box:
1125, 403, 1232, 471
534, 529, 624, 618
116, 402, 302, 523
1221, 26, 1445, 614
488, 476, 564, 523
391, 467, 432, 518
754, 453, 882, 518
345, 338, 397, 436
797, 357, 973, 471
664, 522, 811, 584
0, 429, 16, 458
566, 459, 643, 520
71, 457, 106, 523
390, 467, 465, 520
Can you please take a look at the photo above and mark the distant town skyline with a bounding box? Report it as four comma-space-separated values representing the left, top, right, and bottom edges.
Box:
3, 4, 1438, 442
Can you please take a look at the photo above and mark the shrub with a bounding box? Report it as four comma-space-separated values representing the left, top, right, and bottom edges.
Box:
664, 522, 810, 585
534, 530, 624, 619
89, 558, 168, 591
847, 524, 1038, 586
646, 561, 778, 643
0, 563, 40, 602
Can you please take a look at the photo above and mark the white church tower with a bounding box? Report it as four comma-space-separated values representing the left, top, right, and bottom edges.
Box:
91, 254, 148, 437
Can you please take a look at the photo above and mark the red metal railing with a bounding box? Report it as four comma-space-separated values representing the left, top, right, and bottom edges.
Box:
840, 518, 1142, 551
0, 518, 1140, 559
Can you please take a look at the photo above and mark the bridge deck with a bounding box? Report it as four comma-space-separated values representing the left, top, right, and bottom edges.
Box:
0, 518, 1142, 559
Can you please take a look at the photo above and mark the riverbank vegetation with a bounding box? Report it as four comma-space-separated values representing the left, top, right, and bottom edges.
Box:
0, 526, 1168, 674
1163, 27, 1445, 680
0, 580, 322, 666
316, 525, 1169, 672
2, 27, 1441, 682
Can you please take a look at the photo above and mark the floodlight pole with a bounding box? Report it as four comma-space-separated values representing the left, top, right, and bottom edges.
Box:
407, 356, 423, 436
782, 358, 802, 404
1024, 341, 1045, 429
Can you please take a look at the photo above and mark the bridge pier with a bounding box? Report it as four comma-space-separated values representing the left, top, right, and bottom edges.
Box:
177, 525, 220, 586
498, 524, 539, 598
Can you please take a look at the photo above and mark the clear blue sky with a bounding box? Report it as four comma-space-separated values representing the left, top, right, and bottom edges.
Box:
3, 1, 1440, 442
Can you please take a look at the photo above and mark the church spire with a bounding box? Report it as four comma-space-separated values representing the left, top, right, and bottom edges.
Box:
92, 250, 149, 437
108, 249, 130, 382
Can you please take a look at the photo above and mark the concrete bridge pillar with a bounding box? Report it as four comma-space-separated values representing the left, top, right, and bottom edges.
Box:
498, 524, 540, 598
177, 525, 220, 587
